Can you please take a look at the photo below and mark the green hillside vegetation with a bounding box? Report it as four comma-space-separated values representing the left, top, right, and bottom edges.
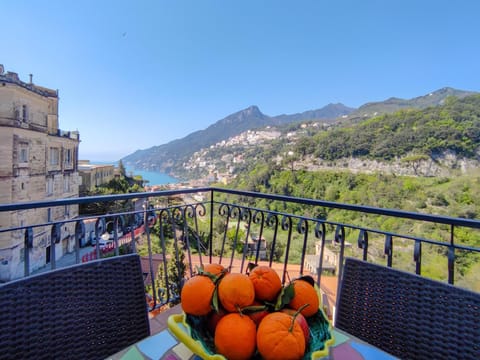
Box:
300, 95, 480, 161
172, 94, 480, 181
230, 167, 480, 291
137, 94, 480, 291
178, 94, 480, 291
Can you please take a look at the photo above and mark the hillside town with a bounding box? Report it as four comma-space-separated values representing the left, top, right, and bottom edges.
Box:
180, 123, 331, 185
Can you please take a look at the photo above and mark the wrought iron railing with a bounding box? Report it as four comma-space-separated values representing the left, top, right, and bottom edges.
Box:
1, 187, 479, 311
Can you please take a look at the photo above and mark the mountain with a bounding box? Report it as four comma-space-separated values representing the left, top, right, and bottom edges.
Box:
122, 87, 478, 175
342, 87, 477, 124
181, 93, 480, 182
272, 103, 355, 123
122, 103, 354, 172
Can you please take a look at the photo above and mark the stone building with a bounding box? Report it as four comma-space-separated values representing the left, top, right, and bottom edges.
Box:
0, 65, 80, 281
78, 160, 115, 194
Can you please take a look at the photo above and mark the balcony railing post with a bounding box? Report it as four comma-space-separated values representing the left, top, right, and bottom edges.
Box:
50, 223, 61, 270
113, 216, 120, 257
315, 221, 326, 286
252, 210, 266, 265
218, 204, 231, 264
144, 199, 158, 309
240, 209, 252, 273
266, 213, 279, 270
179, 207, 193, 276
414, 240, 422, 275
24, 227, 33, 277
75, 220, 85, 264
158, 208, 173, 305
130, 227, 136, 253
335, 225, 346, 281
297, 219, 308, 276
94, 217, 105, 260
280, 216, 293, 283
209, 189, 214, 263
228, 206, 242, 270
448, 225, 455, 284
384, 234, 393, 267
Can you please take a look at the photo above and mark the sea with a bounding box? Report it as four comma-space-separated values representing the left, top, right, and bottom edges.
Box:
93, 161, 178, 186
125, 167, 178, 186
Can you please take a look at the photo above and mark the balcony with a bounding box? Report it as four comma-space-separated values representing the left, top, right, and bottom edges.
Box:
1, 187, 479, 359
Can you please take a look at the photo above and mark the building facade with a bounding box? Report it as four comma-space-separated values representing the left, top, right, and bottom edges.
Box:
78, 160, 115, 194
0, 66, 80, 281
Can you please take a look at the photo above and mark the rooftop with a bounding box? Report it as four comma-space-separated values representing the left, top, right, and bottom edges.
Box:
0, 66, 58, 98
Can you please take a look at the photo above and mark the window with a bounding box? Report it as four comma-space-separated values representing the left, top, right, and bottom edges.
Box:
22, 105, 28, 122
49, 148, 59, 166
20, 148, 28, 162
18, 143, 29, 164
64, 148, 72, 166
46, 177, 54, 195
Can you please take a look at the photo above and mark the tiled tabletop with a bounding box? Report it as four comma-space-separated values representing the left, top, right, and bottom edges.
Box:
108, 329, 198, 360
327, 329, 397, 360
109, 323, 398, 360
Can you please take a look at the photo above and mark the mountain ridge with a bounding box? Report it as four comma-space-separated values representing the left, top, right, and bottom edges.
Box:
122, 102, 354, 172
122, 87, 477, 174
342, 87, 477, 124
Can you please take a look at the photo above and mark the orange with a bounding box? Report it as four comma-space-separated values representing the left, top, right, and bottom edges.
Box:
214, 313, 257, 360
248, 265, 282, 301
288, 279, 320, 318
180, 275, 215, 316
256, 311, 306, 360
203, 263, 227, 277
281, 308, 310, 344
218, 272, 255, 312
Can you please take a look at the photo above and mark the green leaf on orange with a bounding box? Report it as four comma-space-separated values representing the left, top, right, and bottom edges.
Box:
241, 305, 267, 314
212, 284, 219, 312
274, 283, 295, 311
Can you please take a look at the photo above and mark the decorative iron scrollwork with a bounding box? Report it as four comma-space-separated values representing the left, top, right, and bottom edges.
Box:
281, 215, 292, 231
297, 218, 308, 235
357, 229, 369, 261
314, 221, 326, 240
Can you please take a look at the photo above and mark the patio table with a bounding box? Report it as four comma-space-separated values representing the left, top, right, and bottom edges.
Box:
107, 322, 398, 360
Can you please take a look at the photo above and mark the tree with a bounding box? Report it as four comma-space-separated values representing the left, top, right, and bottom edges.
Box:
295, 137, 315, 159
118, 160, 126, 177
79, 177, 145, 216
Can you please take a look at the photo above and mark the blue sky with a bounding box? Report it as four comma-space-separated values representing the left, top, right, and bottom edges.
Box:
2, 0, 479, 161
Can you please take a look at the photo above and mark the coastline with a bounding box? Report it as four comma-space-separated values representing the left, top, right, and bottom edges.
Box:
90, 161, 179, 186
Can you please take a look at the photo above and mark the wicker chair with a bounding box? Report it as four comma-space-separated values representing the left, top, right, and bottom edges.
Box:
335, 257, 480, 360
0, 254, 150, 360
